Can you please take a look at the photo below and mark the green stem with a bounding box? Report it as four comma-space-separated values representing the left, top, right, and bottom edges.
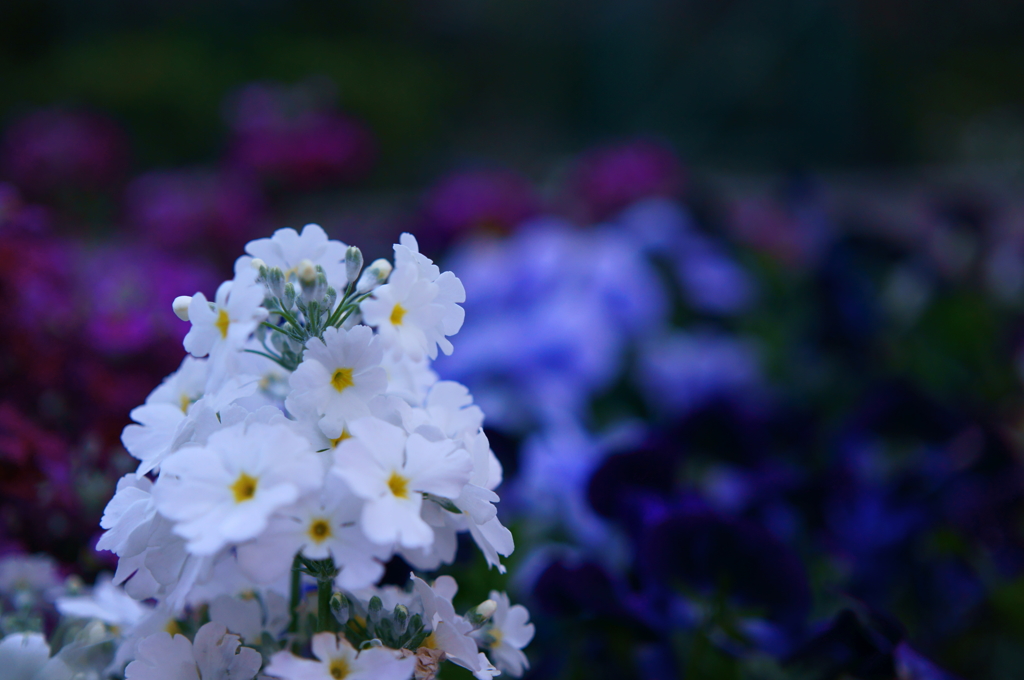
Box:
316, 577, 336, 633
288, 554, 302, 634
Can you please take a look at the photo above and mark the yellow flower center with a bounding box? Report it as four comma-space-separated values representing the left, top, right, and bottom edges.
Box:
390, 303, 406, 326
308, 518, 332, 543
215, 308, 230, 339
329, 658, 350, 679
230, 473, 258, 503
331, 367, 355, 392
489, 628, 504, 649
387, 471, 410, 499
165, 619, 182, 636
329, 430, 351, 448
179, 393, 194, 413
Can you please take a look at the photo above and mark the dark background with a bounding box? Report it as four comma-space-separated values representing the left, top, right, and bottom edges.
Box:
5, 0, 1024, 178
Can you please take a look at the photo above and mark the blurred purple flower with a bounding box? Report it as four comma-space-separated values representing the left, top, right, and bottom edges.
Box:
419, 169, 539, 248
124, 169, 266, 250
569, 140, 684, 221
76, 243, 219, 355
225, 81, 375, 188
436, 219, 667, 428
637, 331, 760, 417
0, 108, 130, 197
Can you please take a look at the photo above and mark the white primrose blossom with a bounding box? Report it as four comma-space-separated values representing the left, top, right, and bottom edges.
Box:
237, 223, 350, 291
79, 227, 529, 679
265, 633, 415, 680
236, 478, 388, 590
285, 325, 387, 437
333, 417, 472, 549
153, 421, 323, 555
0, 633, 50, 680
473, 591, 535, 676
360, 234, 466, 361
125, 622, 261, 680
183, 273, 267, 370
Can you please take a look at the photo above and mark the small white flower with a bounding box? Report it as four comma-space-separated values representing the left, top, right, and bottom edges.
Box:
265, 632, 414, 680
183, 273, 268, 360
153, 421, 323, 556
380, 352, 438, 407
237, 480, 387, 590
121, 357, 211, 475
0, 554, 60, 596
285, 326, 387, 437
56, 574, 150, 629
239, 223, 349, 291
474, 592, 534, 677
411, 576, 497, 680
0, 633, 50, 680
333, 417, 472, 549
124, 621, 261, 680
360, 235, 465, 361
208, 591, 289, 645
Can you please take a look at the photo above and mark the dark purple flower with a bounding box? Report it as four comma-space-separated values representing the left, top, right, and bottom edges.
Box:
785, 607, 962, 680
569, 139, 684, 221
1, 108, 130, 197
638, 508, 812, 628
785, 607, 904, 680
124, 169, 266, 251
225, 81, 375, 189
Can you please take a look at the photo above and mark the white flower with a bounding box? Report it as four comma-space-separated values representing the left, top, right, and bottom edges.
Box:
265, 633, 414, 680
237, 480, 387, 590
153, 421, 323, 556
208, 591, 289, 645
121, 357, 207, 475
285, 326, 387, 437
124, 621, 261, 680
360, 235, 465, 361
333, 417, 472, 549
474, 592, 534, 677
183, 274, 267, 360
0, 554, 60, 596
411, 576, 497, 680
56, 574, 150, 629
380, 352, 438, 407
0, 633, 50, 680
239, 223, 349, 291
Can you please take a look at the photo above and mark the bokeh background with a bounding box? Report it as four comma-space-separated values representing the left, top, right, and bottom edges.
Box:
5, 1, 1024, 678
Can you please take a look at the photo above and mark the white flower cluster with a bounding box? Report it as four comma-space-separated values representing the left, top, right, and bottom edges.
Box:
4, 225, 532, 680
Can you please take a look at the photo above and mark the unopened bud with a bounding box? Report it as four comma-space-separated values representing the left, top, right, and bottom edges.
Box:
296, 259, 317, 284
172, 296, 192, 321
345, 246, 364, 285
250, 257, 266, 271
356, 259, 393, 293
476, 599, 498, 620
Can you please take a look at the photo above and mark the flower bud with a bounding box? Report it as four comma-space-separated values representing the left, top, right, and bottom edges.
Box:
296, 258, 317, 284
345, 246, 364, 285
356, 258, 393, 293
250, 257, 266, 271
476, 599, 498, 621
172, 296, 192, 321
